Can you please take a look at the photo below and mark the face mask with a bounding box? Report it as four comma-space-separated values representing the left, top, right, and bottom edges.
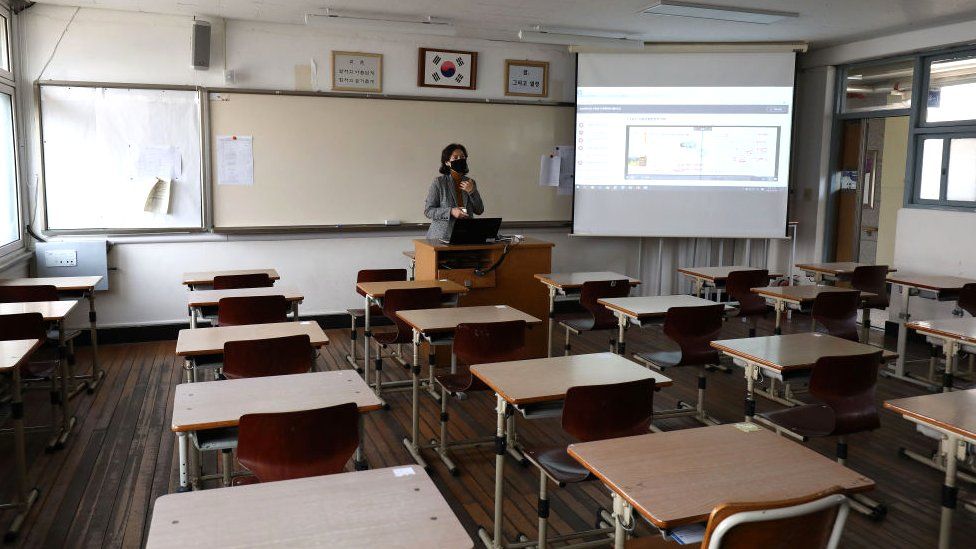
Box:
449, 158, 469, 174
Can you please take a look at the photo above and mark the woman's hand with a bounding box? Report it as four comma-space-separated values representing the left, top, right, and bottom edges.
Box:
451, 207, 469, 219
460, 179, 476, 194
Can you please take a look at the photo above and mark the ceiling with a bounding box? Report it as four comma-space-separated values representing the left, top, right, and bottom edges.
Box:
28, 0, 976, 48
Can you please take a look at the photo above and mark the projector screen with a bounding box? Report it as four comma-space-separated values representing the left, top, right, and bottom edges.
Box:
573, 52, 796, 238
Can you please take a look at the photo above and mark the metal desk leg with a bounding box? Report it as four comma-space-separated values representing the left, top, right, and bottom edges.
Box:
942, 341, 957, 393
189, 306, 197, 329
49, 320, 75, 451
353, 416, 368, 470
363, 295, 372, 387
938, 436, 963, 549
346, 312, 361, 371
547, 286, 556, 358
744, 362, 757, 422
86, 290, 104, 391
895, 285, 910, 377
477, 394, 508, 549
774, 300, 784, 335
612, 492, 633, 549
291, 301, 300, 321
177, 432, 190, 492
616, 313, 627, 355
401, 329, 428, 469
2, 369, 40, 543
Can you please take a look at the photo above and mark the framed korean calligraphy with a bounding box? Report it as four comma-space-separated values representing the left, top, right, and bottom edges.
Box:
418, 48, 477, 90
505, 60, 548, 97
332, 51, 383, 93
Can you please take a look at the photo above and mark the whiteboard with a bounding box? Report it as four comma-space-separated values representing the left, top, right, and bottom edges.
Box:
40, 86, 203, 230
209, 92, 573, 228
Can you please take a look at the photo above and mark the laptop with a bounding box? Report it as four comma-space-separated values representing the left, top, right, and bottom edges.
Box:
441, 217, 502, 245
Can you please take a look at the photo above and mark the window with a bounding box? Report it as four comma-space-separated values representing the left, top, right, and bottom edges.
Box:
925, 54, 976, 124
841, 58, 914, 114
913, 135, 976, 206
0, 88, 18, 252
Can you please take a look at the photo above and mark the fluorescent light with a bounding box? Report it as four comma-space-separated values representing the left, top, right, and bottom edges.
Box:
518, 29, 644, 49
304, 11, 456, 36
641, 1, 798, 24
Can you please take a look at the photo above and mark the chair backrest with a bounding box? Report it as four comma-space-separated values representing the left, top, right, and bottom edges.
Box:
212, 273, 274, 290
222, 334, 313, 379
562, 378, 655, 442
0, 285, 59, 303
454, 320, 527, 365
726, 270, 770, 317
216, 295, 289, 326
702, 488, 849, 549
850, 266, 890, 308
380, 287, 443, 343
0, 312, 47, 341
579, 280, 631, 331
812, 291, 861, 342
663, 304, 725, 366
808, 351, 882, 435
237, 402, 360, 483
959, 283, 976, 317
355, 269, 408, 297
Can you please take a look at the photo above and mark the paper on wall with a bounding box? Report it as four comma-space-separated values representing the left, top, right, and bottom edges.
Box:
216, 135, 254, 186
131, 145, 181, 181
555, 145, 575, 196
144, 178, 172, 214
539, 154, 560, 187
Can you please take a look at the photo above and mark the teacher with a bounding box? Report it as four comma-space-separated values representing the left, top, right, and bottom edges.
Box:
424, 143, 485, 240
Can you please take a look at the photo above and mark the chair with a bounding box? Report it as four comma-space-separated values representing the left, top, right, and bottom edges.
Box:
222, 334, 313, 379
557, 280, 631, 355
525, 378, 655, 546
234, 403, 360, 485
635, 304, 726, 424
0, 313, 60, 431
758, 351, 886, 519
850, 265, 890, 341
625, 488, 850, 549
212, 273, 274, 290
216, 295, 289, 326
433, 320, 527, 475
812, 291, 861, 342
726, 270, 770, 337
371, 287, 443, 397
0, 285, 81, 366
345, 269, 407, 371
959, 283, 976, 317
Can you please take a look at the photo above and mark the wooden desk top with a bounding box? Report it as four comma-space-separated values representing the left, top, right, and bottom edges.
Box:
356, 279, 468, 298
710, 333, 891, 373
0, 300, 79, 321
175, 321, 328, 356
533, 272, 640, 290
0, 276, 102, 291
146, 466, 472, 548
415, 237, 554, 251
752, 285, 872, 304
886, 273, 976, 291
907, 318, 976, 345
795, 262, 895, 276
885, 389, 976, 443
181, 269, 280, 286
185, 286, 304, 307
397, 305, 541, 335
676, 266, 780, 282
471, 352, 672, 406
568, 425, 874, 530
171, 370, 382, 432
598, 295, 724, 320
0, 339, 42, 371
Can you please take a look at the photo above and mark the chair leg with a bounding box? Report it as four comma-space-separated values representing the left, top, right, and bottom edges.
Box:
374, 343, 385, 398
836, 437, 886, 520
693, 370, 719, 426
221, 449, 233, 487
929, 345, 940, 383
538, 469, 549, 548
564, 328, 571, 357
437, 385, 458, 475
748, 319, 757, 338
609, 337, 616, 354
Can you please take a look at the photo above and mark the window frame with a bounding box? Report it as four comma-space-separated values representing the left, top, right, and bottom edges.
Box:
836, 56, 915, 119
0, 0, 23, 261
0, 81, 21, 257
918, 50, 976, 130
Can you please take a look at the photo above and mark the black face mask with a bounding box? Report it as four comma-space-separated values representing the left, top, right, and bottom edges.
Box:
449, 158, 469, 174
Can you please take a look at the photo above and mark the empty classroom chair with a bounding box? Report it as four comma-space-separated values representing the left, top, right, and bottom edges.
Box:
345, 268, 407, 370
557, 279, 630, 355
222, 334, 314, 379
812, 291, 861, 342
726, 270, 770, 337
372, 287, 443, 396
212, 273, 275, 290
850, 265, 890, 340
216, 295, 289, 326
0, 312, 61, 426
0, 285, 81, 365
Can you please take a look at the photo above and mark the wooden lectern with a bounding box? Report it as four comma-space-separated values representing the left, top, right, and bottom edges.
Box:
413, 238, 553, 358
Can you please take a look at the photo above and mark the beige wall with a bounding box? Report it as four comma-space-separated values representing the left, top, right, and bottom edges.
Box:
874, 116, 909, 267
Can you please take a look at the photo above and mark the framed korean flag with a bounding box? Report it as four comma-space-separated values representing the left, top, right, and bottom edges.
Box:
418, 48, 478, 90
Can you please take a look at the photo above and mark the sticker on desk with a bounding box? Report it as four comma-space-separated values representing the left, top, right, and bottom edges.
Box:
494, 305, 508, 309
393, 467, 416, 477
300, 321, 311, 325
734, 422, 761, 433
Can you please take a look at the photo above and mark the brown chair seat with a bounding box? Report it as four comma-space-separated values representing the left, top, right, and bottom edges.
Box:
558, 315, 597, 333
524, 447, 591, 484
551, 309, 590, 324
760, 404, 837, 438
435, 372, 488, 393
635, 350, 682, 369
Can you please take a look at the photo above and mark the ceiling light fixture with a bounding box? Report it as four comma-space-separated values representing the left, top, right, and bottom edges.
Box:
641, 1, 799, 24
518, 26, 644, 49
304, 10, 456, 36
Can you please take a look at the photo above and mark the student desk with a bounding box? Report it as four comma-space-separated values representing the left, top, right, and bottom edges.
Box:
185, 286, 303, 328
598, 294, 727, 356
180, 268, 280, 290
711, 333, 895, 422
886, 273, 976, 389
174, 321, 328, 383
795, 262, 895, 284
0, 276, 104, 394
170, 370, 381, 491
0, 300, 79, 451
0, 338, 42, 542
567, 424, 875, 548
533, 272, 640, 357
355, 279, 468, 392
146, 465, 471, 548
470, 353, 672, 549
676, 266, 780, 300
395, 305, 541, 471
751, 285, 873, 335
885, 389, 976, 549
907, 317, 976, 392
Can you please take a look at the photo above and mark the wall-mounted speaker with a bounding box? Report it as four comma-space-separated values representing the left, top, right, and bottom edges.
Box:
191, 20, 211, 70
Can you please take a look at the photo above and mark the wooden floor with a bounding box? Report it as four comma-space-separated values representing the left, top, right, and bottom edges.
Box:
1, 311, 974, 548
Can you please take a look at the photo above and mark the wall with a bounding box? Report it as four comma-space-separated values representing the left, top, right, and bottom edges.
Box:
874, 116, 909, 267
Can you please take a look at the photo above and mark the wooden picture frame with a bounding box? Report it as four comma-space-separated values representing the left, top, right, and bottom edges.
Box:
332, 51, 383, 93
504, 60, 549, 98
418, 48, 478, 90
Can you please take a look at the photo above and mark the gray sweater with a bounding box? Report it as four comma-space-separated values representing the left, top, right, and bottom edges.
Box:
424, 174, 485, 240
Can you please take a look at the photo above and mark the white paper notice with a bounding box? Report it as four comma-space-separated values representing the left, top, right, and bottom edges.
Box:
539, 154, 560, 187
216, 135, 254, 186
143, 178, 172, 214
132, 145, 180, 181
555, 145, 575, 196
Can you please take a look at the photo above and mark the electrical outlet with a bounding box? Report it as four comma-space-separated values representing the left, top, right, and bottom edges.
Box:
44, 249, 77, 268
